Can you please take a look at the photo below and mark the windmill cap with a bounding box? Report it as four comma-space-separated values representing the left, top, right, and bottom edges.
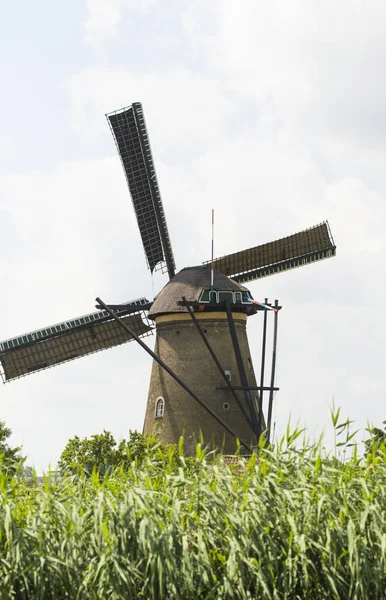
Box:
148, 265, 251, 320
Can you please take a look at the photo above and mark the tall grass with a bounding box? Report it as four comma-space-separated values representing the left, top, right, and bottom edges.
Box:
0, 419, 385, 599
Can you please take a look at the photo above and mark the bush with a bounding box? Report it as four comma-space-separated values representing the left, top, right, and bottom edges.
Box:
57, 429, 178, 476
0, 419, 24, 474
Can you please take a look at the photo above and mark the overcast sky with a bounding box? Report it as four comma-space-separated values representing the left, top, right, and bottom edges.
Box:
1, 0, 385, 471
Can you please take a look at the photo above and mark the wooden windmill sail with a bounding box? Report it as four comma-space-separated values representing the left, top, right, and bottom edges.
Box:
0, 102, 336, 454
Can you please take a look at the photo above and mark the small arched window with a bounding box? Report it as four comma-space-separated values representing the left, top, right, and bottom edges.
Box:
155, 397, 164, 418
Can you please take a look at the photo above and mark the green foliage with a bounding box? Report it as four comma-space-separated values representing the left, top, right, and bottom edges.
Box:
0, 419, 386, 598
364, 421, 386, 461
57, 429, 177, 476
0, 419, 23, 472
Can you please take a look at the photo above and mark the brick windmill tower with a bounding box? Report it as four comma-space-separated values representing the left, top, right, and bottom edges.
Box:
0, 103, 336, 455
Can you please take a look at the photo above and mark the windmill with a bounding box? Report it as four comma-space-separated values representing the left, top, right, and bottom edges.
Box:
0, 102, 336, 455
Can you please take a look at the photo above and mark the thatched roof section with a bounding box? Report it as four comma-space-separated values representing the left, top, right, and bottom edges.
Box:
148, 265, 250, 319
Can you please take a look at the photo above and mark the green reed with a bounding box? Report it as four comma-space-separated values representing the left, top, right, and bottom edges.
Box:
0, 418, 385, 599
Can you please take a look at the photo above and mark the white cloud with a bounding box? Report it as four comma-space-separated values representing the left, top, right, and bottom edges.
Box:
84, 0, 123, 47
190, 0, 386, 149
84, 0, 159, 49
0, 157, 152, 335
68, 67, 233, 149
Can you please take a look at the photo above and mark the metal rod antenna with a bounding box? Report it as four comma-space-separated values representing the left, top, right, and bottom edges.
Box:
210, 209, 215, 298
181, 297, 254, 432
267, 299, 279, 443
258, 297, 268, 441
96, 296, 251, 451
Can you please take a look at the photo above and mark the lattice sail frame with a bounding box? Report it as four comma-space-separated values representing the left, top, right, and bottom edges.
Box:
107, 103, 176, 278
0, 299, 153, 383
206, 222, 336, 283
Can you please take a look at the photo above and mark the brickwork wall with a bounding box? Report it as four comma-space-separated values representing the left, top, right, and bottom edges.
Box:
143, 313, 258, 456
